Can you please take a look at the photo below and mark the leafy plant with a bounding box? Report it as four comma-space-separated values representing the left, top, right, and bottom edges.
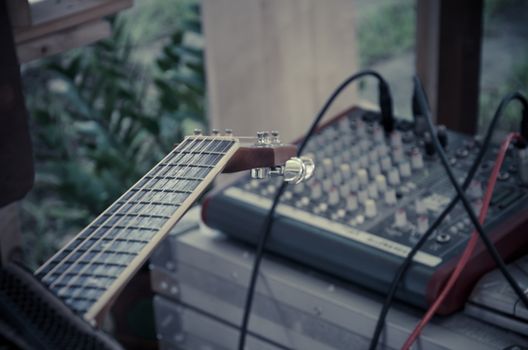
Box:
357, 0, 416, 66
21, 2, 206, 269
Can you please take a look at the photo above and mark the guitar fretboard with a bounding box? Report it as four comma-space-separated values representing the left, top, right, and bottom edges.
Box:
35, 136, 238, 320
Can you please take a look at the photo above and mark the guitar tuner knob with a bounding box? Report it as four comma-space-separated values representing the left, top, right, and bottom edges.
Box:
271, 131, 280, 144
211, 129, 220, 136
193, 129, 202, 135
283, 157, 315, 184
224, 128, 233, 136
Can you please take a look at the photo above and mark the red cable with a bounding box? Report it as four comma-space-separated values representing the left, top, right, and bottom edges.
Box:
401, 132, 520, 350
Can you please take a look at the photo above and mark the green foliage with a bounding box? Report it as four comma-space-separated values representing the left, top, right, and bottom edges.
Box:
21, 2, 206, 269
479, 52, 528, 133
357, 0, 416, 66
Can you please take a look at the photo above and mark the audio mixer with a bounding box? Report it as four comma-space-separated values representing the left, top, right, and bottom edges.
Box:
202, 106, 528, 314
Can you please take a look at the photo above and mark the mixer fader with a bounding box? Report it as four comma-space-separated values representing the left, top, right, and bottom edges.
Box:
203, 106, 528, 313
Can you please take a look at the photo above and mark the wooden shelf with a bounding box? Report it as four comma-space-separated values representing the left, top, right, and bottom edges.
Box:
7, 0, 132, 63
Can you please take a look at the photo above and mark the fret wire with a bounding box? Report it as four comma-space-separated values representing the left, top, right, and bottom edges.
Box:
36, 139, 195, 278
62, 139, 230, 300
51, 137, 234, 309
40, 137, 203, 285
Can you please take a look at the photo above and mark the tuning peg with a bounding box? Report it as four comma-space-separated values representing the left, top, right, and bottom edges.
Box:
193, 129, 202, 135
283, 156, 315, 184
211, 129, 220, 136
225, 128, 233, 136
271, 131, 280, 144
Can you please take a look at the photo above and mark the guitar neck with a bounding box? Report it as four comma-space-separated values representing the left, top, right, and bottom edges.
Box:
35, 136, 239, 324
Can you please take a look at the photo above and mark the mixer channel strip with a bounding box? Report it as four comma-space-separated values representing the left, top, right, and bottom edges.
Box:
203, 107, 528, 311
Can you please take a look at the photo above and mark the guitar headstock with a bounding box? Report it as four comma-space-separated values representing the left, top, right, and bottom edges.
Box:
189, 129, 314, 184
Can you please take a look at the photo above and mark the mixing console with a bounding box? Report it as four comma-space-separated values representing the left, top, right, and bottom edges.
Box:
202, 106, 528, 313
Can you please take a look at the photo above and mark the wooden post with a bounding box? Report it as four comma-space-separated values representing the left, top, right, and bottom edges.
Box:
202, 0, 359, 142
416, 0, 484, 134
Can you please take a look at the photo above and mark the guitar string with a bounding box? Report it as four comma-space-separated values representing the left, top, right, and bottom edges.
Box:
47, 136, 215, 293
39, 138, 198, 283
55, 136, 230, 302
63, 136, 231, 302
43, 136, 208, 289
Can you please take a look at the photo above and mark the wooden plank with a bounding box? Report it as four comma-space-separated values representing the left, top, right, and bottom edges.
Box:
416, 0, 483, 134
14, 0, 132, 44
16, 19, 111, 63
203, 0, 359, 142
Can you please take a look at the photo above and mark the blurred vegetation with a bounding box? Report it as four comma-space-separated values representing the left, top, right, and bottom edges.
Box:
357, 0, 415, 67
479, 53, 528, 132
21, 1, 205, 269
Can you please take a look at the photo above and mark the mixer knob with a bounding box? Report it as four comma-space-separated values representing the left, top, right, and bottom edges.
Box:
359, 139, 371, 152
467, 180, 483, 199
328, 188, 340, 206
359, 155, 369, 168
411, 147, 424, 169
380, 156, 392, 172
333, 209, 347, 220
390, 131, 402, 147
385, 188, 397, 205
349, 175, 359, 191
358, 188, 369, 204
357, 169, 369, 186
369, 149, 379, 163
368, 182, 379, 199
417, 215, 429, 234
349, 160, 359, 172
340, 164, 352, 179
369, 162, 381, 177
415, 198, 426, 215
392, 146, 404, 164
322, 158, 333, 175
283, 191, 293, 201
377, 144, 389, 158
333, 171, 343, 185
322, 178, 333, 192
373, 125, 384, 143
375, 174, 387, 193
437, 125, 448, 149
311, 181, 323, 199
388, 168, 400, 186
347, 193, 358, 211
339, 183, 350, 196
298, 196, 310, 208
316, 202, 328, 214
356, 119, 366, 137
365, 199, 377, 218
424, 132, 435, 156
351, 146, 361, 158
399, 161, 411, 178
394, 208, 407, 228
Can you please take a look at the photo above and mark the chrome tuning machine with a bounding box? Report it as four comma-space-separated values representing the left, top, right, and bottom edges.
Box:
250, 131, 315, 184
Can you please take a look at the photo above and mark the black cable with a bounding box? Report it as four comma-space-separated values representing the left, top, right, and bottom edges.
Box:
368, 89, 528, 349
416, 76, 528, 305
237, 70, 393, 350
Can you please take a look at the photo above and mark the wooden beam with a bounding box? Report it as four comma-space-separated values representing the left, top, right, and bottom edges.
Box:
416, 0, 484, 134
16, 19, 111, 63
12, 0, 132, 44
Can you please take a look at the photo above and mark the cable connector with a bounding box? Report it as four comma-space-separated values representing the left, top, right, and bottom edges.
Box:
378, 81, 394, 134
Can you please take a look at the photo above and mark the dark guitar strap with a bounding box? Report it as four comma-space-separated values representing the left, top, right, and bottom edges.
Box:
0, 262, 122, 350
